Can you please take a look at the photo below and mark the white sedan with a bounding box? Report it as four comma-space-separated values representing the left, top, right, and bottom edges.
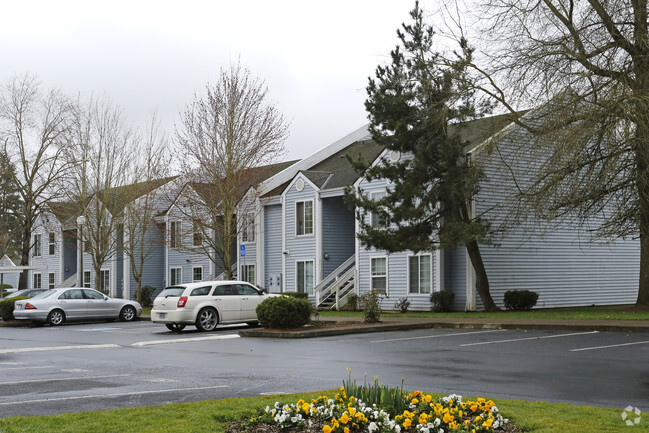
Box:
151, 281, 277, 332
13, 288, 142, 325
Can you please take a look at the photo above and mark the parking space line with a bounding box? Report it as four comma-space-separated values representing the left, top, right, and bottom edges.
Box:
0, 385, 229, 406
131, 334, 240, 347
0, 366, 54, 372
370, 329, 506, 343
460, 330, 599, 347
570, 340, 649, 352
0, 374, 130, 385
0, 344, 120, 354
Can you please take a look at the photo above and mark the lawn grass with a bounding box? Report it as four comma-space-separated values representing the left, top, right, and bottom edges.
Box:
319, 304, 649, 321
0, 391, 646, 433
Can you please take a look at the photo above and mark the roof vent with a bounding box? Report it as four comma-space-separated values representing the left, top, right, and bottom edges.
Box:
295, 178, 304, 192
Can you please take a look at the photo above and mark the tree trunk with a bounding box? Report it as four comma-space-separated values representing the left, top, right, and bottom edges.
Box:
465, 239, 501, 312
18, 223, 31, 290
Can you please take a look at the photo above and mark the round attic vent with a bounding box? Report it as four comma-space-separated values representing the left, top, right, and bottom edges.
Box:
295, 178, 305, 191
389, 151, 401, 162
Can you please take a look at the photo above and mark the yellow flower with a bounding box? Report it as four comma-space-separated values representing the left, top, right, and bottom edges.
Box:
423, 394, 432, 403
403, 418, 412, 429
443, 413, 454, 424
470, 404, 478, 412
340, 413, 351, 424
412, 398, 419, 405
302, 403, 310, 412
323, 426, 332, 433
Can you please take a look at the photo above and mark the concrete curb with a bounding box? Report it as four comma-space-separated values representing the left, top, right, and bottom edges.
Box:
238, 319, 649, 338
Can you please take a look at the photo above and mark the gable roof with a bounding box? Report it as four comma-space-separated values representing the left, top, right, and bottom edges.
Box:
97, 176, 179, 215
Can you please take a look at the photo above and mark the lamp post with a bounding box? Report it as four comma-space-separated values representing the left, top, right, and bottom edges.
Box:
76, 215, 86, 288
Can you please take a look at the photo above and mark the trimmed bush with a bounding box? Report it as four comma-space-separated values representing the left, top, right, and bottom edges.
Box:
430, 290, 455, 312
394, 297, 410, 313
360, 289, 382, 323
0, 297, 28, 321
504, 290, 539, 310
281, 291, 309, 299
140, 285, 156, 306
0, 283, 13, 298
256, 296, 314, 329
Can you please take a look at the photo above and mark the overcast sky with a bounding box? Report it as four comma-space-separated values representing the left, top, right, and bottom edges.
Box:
1, 0, 438, 161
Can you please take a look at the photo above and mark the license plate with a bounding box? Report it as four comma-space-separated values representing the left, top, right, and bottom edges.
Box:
15, 304, 22, 310
158, 313, 166, 319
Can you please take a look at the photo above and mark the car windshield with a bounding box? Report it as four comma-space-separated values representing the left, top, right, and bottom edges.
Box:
30, 290, 57, 300
158, 287, 185, 298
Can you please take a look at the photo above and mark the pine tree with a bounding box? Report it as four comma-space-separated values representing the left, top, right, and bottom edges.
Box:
345, 2, 500, 311
0, 151, 22, 258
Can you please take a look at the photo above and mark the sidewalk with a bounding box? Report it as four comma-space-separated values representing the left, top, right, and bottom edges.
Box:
238, 314, 649, 338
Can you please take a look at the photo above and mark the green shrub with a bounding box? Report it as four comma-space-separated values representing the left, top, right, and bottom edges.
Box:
430, 290, 455, 312
394, 297, 410, 313
360, 289, 382, 323
0, 297, 28, 321
504, 290, 539, 310
344, 292, 360, 311
0, 283, 12, 298
281, 291, 309, 299
139, 285, 156, 306
256, 296, 314, 329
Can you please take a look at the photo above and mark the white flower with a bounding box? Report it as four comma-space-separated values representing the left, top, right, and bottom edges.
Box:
368, 422, 378, 432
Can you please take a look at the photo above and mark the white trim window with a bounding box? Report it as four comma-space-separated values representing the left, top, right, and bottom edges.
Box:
99, 269, 110, 293
370, 190, 388, 229
370, 257, 387, 294
192, 266, 203, 282
408, 254, 432, 294
241, 213, 256, 243
240, 264, 256, 285
296, 260, 314, 294
48, 232, 56, 255
48, 272, 55, 289
170, 221, 181, 248
296, 200, 314, 236
170, 267, 182, 285
33, 272, 42, 289
83, 270, 91, 288
33, 233, 42, 257
192, 221, 203, 246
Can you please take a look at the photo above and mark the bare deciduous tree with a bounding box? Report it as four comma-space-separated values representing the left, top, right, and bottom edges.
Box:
175, 62, 289, 279
453, 0, 649, 307
122, 113, 174, 302
0, 74, 73, 289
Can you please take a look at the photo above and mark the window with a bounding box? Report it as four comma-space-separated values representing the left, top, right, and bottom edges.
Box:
170, 267, 182, 285
170, 221, 181, 248
33, 273, 42, 289
190, 286, 211, 296
296, 260, 314, 294
60, 289, 83, 299
84, 289, 104, 300
193, 222, 202, 246
213, 285, 236, 296
33, 233, 42, 257
193, 266, 203, 282
48, 272, 55, 289
241, 213, 255, 242
83, 270, 91, 288
48, 233, 56, 255
370, 191, 388, 229
408, 255, 431, 294
296, 201, 313, 236
99, 269, 110, 293
240, 264, 256, 285
235, 283, 260, 296
370, 257, 387, 294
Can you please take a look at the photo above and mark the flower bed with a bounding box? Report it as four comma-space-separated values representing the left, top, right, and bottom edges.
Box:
230, 388, 520, 433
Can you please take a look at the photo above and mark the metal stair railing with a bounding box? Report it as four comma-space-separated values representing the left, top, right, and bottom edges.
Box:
57, 274, 78, 288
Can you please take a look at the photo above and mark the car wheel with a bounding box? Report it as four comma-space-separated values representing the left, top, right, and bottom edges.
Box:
246, 321, 259, 327
195, 307, 218, 332
119, 305, 137, 322
47, 309, 65, 326
165, 323, 186, 332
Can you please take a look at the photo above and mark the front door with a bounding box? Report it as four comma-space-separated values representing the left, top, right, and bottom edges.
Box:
235, 283, 264, 320
211, 284, 240, 322
58, 289, 87, 319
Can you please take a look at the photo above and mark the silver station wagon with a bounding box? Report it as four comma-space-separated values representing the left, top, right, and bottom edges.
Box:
151, 281, 277, 332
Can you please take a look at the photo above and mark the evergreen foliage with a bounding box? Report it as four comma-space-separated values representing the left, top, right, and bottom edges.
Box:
345, 2, 500, 310
0, 151, 22, 258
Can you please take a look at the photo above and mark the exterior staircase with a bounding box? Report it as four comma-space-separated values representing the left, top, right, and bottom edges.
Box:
314, 255, 356, 310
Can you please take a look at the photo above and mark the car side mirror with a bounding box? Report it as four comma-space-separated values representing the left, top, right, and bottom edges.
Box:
104, 296, 109, 301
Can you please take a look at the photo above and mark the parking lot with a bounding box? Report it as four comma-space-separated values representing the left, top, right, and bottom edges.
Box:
1, 321, 648, 417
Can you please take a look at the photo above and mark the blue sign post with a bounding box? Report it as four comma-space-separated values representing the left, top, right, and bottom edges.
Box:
240, 244, 246, 257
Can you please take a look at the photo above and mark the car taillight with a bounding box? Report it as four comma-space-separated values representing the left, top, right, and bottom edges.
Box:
24, 303, 37, 310
177, 296, 188, 308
